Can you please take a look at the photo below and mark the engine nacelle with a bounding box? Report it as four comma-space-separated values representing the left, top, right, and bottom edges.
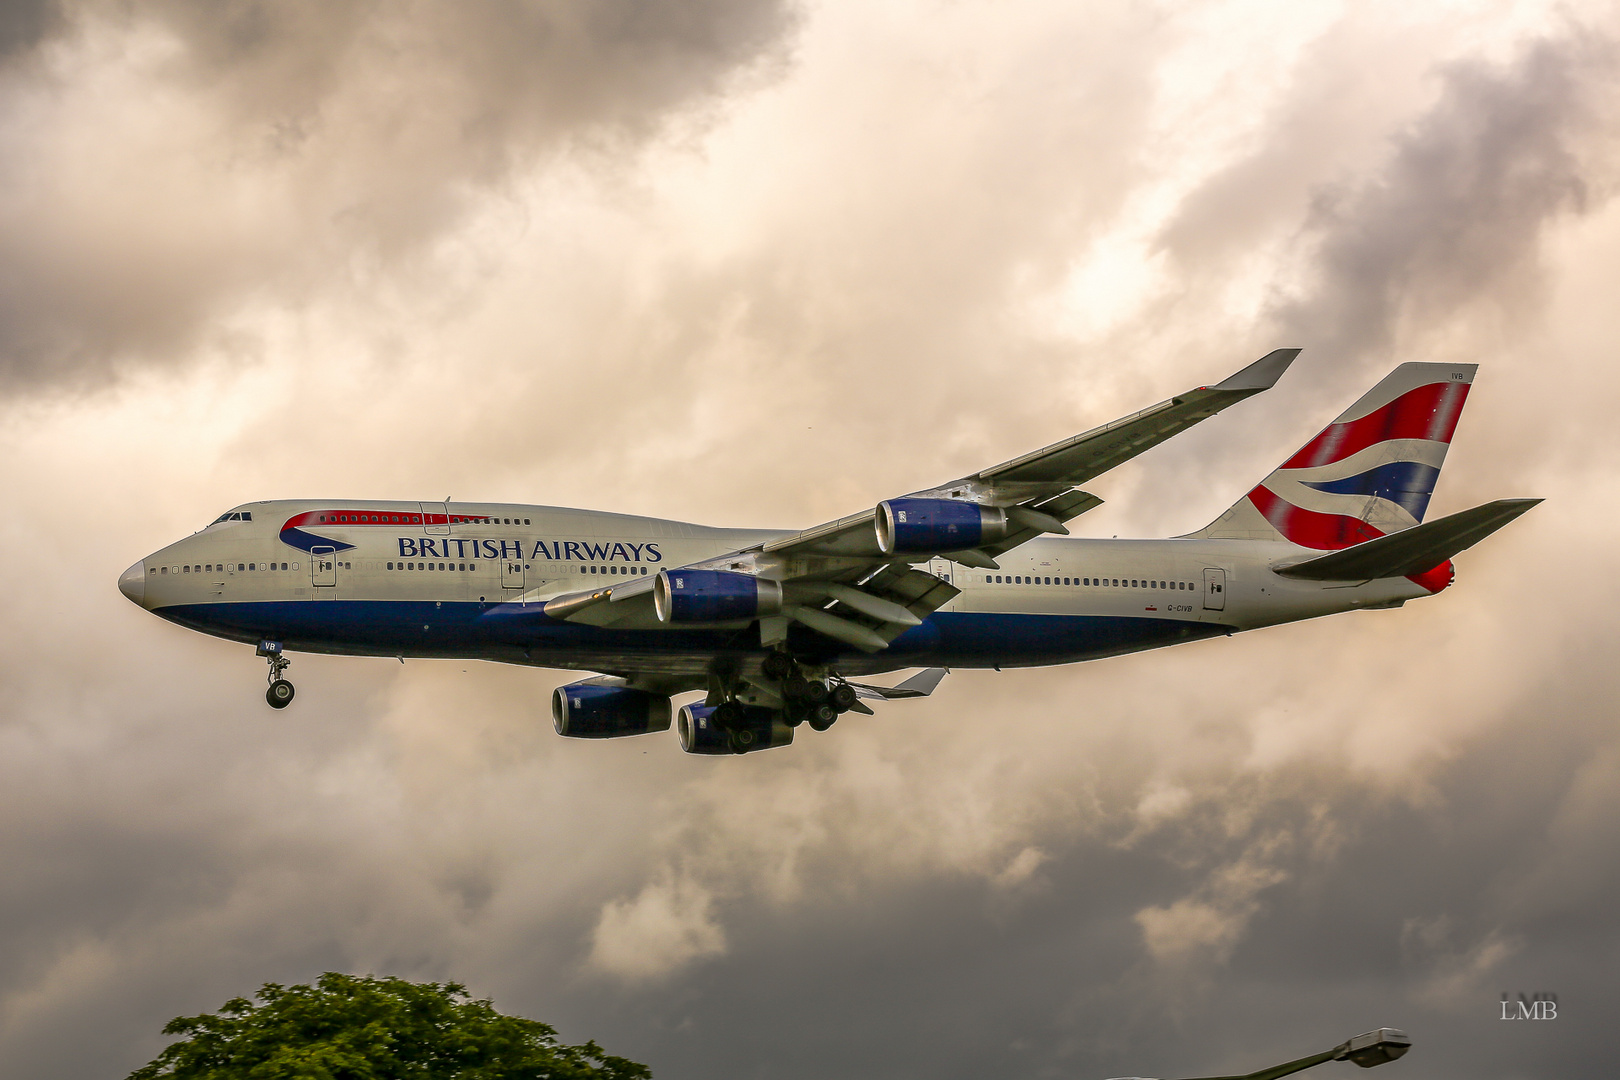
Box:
875, 498, 1008, 554
677, 703, 795, 755
552, 683, 673, 738
655, 569, 783, 623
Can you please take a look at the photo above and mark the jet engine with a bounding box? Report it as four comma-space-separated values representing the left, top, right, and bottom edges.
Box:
875, 498, 1008, 554
552, 683, 672, 738
655, 569, 783, 623
677, 703, 795, 755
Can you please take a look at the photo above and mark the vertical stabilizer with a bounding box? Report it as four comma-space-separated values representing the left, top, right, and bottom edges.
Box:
1189, 363, 1476, 547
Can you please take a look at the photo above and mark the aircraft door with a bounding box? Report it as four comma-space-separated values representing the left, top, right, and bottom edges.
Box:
1202, 567, 1226, 611
312, 546, 337, 589
502, 557, 525, 590
420, 502, 450, 535
927, 557, 953, 584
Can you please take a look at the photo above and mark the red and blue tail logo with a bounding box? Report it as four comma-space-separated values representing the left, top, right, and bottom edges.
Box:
1196, 363, 1475, 570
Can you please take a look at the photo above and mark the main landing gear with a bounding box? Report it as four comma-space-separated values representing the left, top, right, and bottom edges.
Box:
707, 652, 859, 752
257, 640, 295, 709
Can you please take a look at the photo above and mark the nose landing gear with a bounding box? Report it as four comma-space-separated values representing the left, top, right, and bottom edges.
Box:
257, 640, 295, 709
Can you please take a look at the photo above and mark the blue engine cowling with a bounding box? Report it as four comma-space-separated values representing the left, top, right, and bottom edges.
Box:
552, 683, 673, 738
677, 703, 795, 755
875, 498, 1008, 554
655, 569, 784, 623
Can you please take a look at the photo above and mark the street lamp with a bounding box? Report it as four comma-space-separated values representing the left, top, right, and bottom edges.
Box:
1108, 1027, 1412, 1080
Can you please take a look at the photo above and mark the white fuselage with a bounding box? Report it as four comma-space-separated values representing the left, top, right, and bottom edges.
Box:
124, 499, 1434, 678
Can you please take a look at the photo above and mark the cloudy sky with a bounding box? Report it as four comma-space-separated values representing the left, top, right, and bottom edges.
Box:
2, 1, 1617, 1076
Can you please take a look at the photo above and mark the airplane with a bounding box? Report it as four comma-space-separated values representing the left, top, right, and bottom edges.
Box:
118, 351, 1538, 755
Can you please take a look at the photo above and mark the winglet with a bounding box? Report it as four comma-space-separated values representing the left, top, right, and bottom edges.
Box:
849, 667, 949, 700
1211, 348, 1301, 392
892, 667, 949, 696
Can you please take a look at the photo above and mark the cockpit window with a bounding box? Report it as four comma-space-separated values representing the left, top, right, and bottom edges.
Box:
210, 511, 252, 525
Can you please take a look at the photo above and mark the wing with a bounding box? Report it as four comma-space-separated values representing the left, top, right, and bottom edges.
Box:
749, 347, 1298, 564
538, 349, 1299, 657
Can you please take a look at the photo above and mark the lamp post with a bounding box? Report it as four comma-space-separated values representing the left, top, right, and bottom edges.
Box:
1109, 1027, 1412, 1080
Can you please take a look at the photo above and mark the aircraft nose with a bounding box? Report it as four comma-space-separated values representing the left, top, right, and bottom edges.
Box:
118, 561, 146, 606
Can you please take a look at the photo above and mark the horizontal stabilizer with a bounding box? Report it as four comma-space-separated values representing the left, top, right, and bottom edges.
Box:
1274, 498, 1540, 581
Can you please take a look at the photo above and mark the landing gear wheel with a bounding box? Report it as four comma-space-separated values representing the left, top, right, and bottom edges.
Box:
258, 641, 294, 709
808, 704, 837, 731
782, 674, 812, 700
831, 683, 858, 712
728, 727, 756, 754
762, 652, 794, 680
711, 701, 744, 730
801, 679, 830, 704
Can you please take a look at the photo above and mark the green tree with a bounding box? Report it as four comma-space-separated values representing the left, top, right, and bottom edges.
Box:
127, 972, 652, 1080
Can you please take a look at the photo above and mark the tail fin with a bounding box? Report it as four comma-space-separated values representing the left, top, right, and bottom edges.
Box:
1190, 362, 1476, 547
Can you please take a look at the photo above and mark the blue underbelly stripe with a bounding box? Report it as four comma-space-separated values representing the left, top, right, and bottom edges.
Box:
152, 601, 1232, 668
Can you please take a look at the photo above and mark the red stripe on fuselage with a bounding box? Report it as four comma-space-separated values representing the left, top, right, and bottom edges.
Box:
1280, 381, 1469, 469
279, 510, 496, 530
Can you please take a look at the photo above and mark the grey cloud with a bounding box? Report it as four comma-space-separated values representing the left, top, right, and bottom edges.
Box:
1273, 32, 1617, 372
0, 0, 796, 392
1109, 27, 1620, 535
1154, 24, 1619, 365
0, 0, 59, 64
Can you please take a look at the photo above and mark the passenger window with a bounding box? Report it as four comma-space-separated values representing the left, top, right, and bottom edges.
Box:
388, 563, 394, 570
161, 567, 167, 574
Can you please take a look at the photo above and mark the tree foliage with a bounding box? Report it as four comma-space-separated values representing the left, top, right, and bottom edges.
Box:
127, 973, 652, 1080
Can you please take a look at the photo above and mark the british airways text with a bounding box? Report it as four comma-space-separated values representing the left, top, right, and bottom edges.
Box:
396, 537, 663, 563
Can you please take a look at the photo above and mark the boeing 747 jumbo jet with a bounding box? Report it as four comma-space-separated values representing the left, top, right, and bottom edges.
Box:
119, 352, 1538, 754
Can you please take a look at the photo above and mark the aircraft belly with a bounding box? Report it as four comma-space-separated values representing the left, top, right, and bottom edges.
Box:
154, 600, 1234, 673
887, 611, 1231, 667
